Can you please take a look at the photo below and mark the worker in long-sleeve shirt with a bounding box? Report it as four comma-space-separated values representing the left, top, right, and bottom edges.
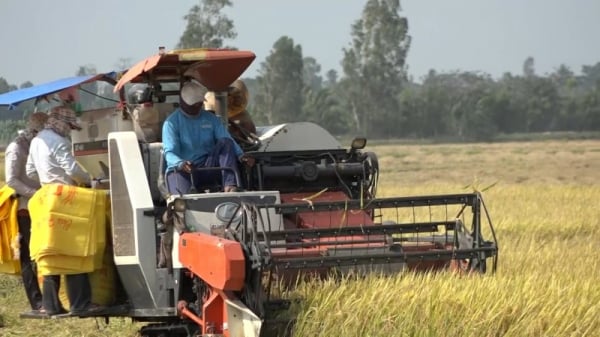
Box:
26, 107, 91, 186
4, 112, 48, 315
25, 101, 99, 316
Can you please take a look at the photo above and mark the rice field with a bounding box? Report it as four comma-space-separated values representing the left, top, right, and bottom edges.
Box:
1, 139, 600, 337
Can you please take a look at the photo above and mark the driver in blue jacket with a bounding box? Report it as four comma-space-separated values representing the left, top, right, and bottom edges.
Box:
162, 80, 254, 194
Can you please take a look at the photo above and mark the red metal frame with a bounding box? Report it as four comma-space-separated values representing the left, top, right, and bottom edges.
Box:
277, 191, 464, 272
178, 232, 246, 336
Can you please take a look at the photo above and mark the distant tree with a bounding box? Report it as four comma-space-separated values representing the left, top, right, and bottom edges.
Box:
76, 65, 97, 76
306, 87, 350, 135
494, 73, 529, 133
399, 70, 503, 141
0, 120, 26, 145
407, 70, 456, 138
114, 58, 133, 71
549, 65, 579, 131
300, 57, 349, 134
552, 62, 600, 131
495, 71, 559, 133
463, 86, 500, 141
302, 57, 323, 92
485, 86, 515, 134
324, 69, 338, 88
19, 81, 33, 89
579, 84, 600, 130
523, 77, 560, 132
0, 77, 22, 137
177, 0, 236, 49
253, 36, 304, 125
341, 0, 411, 138
523, 56, 535, 78
450, 72, 499, 139
581, 62, 600, 89
551, 65, 575, 89
0, 77, 17, 94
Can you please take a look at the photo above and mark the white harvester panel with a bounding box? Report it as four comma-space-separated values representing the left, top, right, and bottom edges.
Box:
257, 122, 342, 152
181, 190, 282, 234
169, 190, 283, 269
71, 107, 134, 179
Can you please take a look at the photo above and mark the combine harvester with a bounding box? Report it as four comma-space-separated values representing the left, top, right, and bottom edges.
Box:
0, 48, 498, 337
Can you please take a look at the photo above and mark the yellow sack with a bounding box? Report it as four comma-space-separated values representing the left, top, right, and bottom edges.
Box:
38, 241, 117, 306
30, 185, 96, 258
29, 184, 108, 275
0, 184, 20, 275
35, 186, 116, 305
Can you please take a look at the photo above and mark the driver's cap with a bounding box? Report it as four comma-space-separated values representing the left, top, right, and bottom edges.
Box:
180, 81, 205, 105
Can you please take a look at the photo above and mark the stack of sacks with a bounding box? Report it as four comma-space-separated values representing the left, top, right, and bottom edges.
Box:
52, 248, 116, 307
36, 195, 116, 307
0, 185, 20, 275
29, 184, 107, 275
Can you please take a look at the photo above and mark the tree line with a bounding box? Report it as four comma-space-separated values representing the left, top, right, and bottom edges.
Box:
2, 0, 600, 144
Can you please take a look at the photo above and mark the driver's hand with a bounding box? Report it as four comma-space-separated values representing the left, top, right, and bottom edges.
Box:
240, 154, 255, 167
179, 161, 193, 173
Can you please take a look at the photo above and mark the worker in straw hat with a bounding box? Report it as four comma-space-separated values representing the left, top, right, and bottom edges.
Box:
4, 112, 49, 315
204, 79, 258, 150
25, 89, 102, 316
226, 79, 258, 148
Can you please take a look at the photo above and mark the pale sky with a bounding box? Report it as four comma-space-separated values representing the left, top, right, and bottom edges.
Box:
0, 0, 599, 86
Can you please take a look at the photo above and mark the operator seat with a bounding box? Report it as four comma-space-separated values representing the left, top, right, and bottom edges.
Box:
135, 102, 179, 204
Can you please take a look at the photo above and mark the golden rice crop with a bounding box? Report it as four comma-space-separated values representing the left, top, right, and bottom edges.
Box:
288, 183, 600, 337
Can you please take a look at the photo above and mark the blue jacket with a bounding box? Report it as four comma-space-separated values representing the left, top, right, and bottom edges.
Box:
162, 108, 243, 172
